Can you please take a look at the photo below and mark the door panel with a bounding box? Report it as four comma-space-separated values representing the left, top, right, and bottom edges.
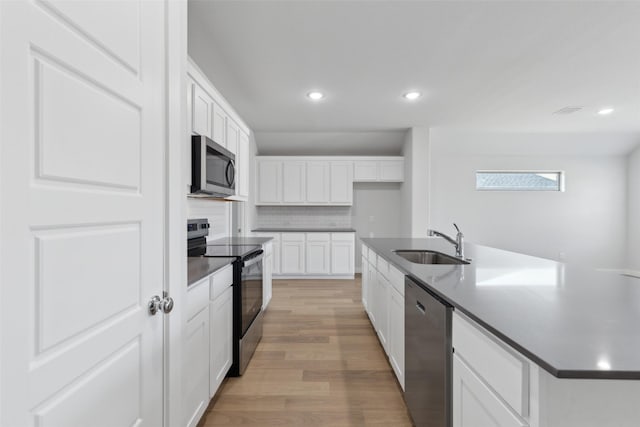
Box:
0, 1, 165, 426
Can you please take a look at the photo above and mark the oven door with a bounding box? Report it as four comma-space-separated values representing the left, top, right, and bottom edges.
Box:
240, 250, 263, 336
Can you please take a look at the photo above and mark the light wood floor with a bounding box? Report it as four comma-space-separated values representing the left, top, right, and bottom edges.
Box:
198, 277, 413, 427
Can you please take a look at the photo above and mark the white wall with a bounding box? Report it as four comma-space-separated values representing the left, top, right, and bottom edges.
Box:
353, 183, 402, 271
628, 144, 640, 270
429, 130, 630, 269
400, 127, 431, 237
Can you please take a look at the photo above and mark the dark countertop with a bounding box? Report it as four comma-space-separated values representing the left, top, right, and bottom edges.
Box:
209, 237, 274, 245
362, 237, 640, 380
252, 227, 356, 233
188, 257, 234, 286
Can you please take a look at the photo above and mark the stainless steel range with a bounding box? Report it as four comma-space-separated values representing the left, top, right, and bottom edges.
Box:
188, 218, 263, 376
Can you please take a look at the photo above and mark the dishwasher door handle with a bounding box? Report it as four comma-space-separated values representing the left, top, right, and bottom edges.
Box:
415, 300, 426, 315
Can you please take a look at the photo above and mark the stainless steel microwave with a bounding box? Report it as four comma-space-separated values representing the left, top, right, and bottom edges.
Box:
191, 135, 236, 197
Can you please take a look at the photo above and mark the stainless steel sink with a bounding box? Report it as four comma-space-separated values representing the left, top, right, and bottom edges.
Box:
394, 250, 470, 265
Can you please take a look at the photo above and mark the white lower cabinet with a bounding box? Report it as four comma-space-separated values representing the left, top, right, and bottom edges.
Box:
281, 233, 306, 274
184, 277, 211, 427
388, 285, 405, 390
184, 265, 234, 427
256, 232, 354, 278
365, 246, 406, 390
306, 233, 331, 274
453, 354, 528, 427
209, 285, 233, 398
263, 241, 273, 309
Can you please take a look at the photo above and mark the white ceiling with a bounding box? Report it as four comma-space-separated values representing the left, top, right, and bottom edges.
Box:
188, 1, 640, 154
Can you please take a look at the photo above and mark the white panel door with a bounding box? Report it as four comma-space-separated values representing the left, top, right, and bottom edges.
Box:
453, 355, 528, 427
0, 2, 165, 426
329, 161, 353, 204
210, 286, 233, 398
256, 160, 281, 204
282, 161, 306, 204
306, 161, 330, 203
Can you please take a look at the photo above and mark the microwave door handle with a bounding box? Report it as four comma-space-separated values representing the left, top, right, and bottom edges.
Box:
226, 160, 236, 187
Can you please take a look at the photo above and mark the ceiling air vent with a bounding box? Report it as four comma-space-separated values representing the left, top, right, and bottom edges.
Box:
553, 106, 583, 115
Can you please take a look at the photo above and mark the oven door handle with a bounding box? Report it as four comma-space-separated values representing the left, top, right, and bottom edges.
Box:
243, 253, 264, 268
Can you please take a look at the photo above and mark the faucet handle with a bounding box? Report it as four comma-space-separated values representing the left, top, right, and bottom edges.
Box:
453, 223, 461, 233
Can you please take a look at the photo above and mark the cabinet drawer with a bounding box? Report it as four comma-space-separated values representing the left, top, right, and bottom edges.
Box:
281, 232, 305, 242
187, 277, 210, 321
389, 264, 405, 296
306, 232, 330, 242
376, 254, 389, 278
453, 312, 529, 417
210, 264, 233, 300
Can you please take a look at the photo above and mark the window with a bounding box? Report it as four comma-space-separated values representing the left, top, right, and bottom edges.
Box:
476, 171, 564, 191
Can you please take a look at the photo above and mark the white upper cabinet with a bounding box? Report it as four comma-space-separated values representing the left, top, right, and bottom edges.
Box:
236, 131, 250, 199
187, 58, 251, 201
192, 83, 212, 138
225, 117, 239, 156
329, 161, 353, 204
353, 160, 378, 181
306, 161, 330, 203
256, 160, 282, 204
353, 157, 404, 182
282, 161, 306, 203
211, 101, 227, 147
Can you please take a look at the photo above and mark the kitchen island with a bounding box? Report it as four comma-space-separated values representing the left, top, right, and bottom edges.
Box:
362, 237, 640, 427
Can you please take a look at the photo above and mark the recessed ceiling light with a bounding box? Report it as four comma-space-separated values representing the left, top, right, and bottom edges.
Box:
307, 91, 324, 101
403, 91, 422, 100
598, 107, 614, 115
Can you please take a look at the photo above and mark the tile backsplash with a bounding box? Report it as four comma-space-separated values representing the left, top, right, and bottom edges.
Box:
257, 206, 352, 228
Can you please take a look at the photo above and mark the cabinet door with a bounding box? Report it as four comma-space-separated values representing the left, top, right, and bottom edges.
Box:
353, 160, 378, 182
376, 272, 389, 354
330, 161, 354, 204
192, 84, 212, 138
210, 286, 233, 398
306, 161, 330, 203
379, 160, 404, 182
272, 239, 281, 275
226, 118, 239, 156
256, 160, 281, 204
212, 101, 227, 146
282, 161, 306, 203
281, 235, 305, 274
367, 261, 377, 326
361, 255, 368, 310
453, 355, 528, 427
184, 306, 210, 427
306, 234, 331, 274
389, 287, 405, 390
237, 131, 250, 198
263, 252, 273, 309
331, 234, 354, 275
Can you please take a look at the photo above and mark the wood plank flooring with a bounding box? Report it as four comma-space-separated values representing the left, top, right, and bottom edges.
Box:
198, 277, 412, 427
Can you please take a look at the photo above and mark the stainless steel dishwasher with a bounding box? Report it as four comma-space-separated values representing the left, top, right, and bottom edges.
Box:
405, 277, 453, 427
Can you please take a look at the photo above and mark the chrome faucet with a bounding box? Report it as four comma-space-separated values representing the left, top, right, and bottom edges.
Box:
428, 223, 464, 258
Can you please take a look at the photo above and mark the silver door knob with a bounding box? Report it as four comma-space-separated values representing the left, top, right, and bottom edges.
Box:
161, 296, 174, 314
148, 295, 161, 315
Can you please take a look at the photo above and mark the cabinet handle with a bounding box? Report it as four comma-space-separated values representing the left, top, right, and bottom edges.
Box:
416, 300, 426, 315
